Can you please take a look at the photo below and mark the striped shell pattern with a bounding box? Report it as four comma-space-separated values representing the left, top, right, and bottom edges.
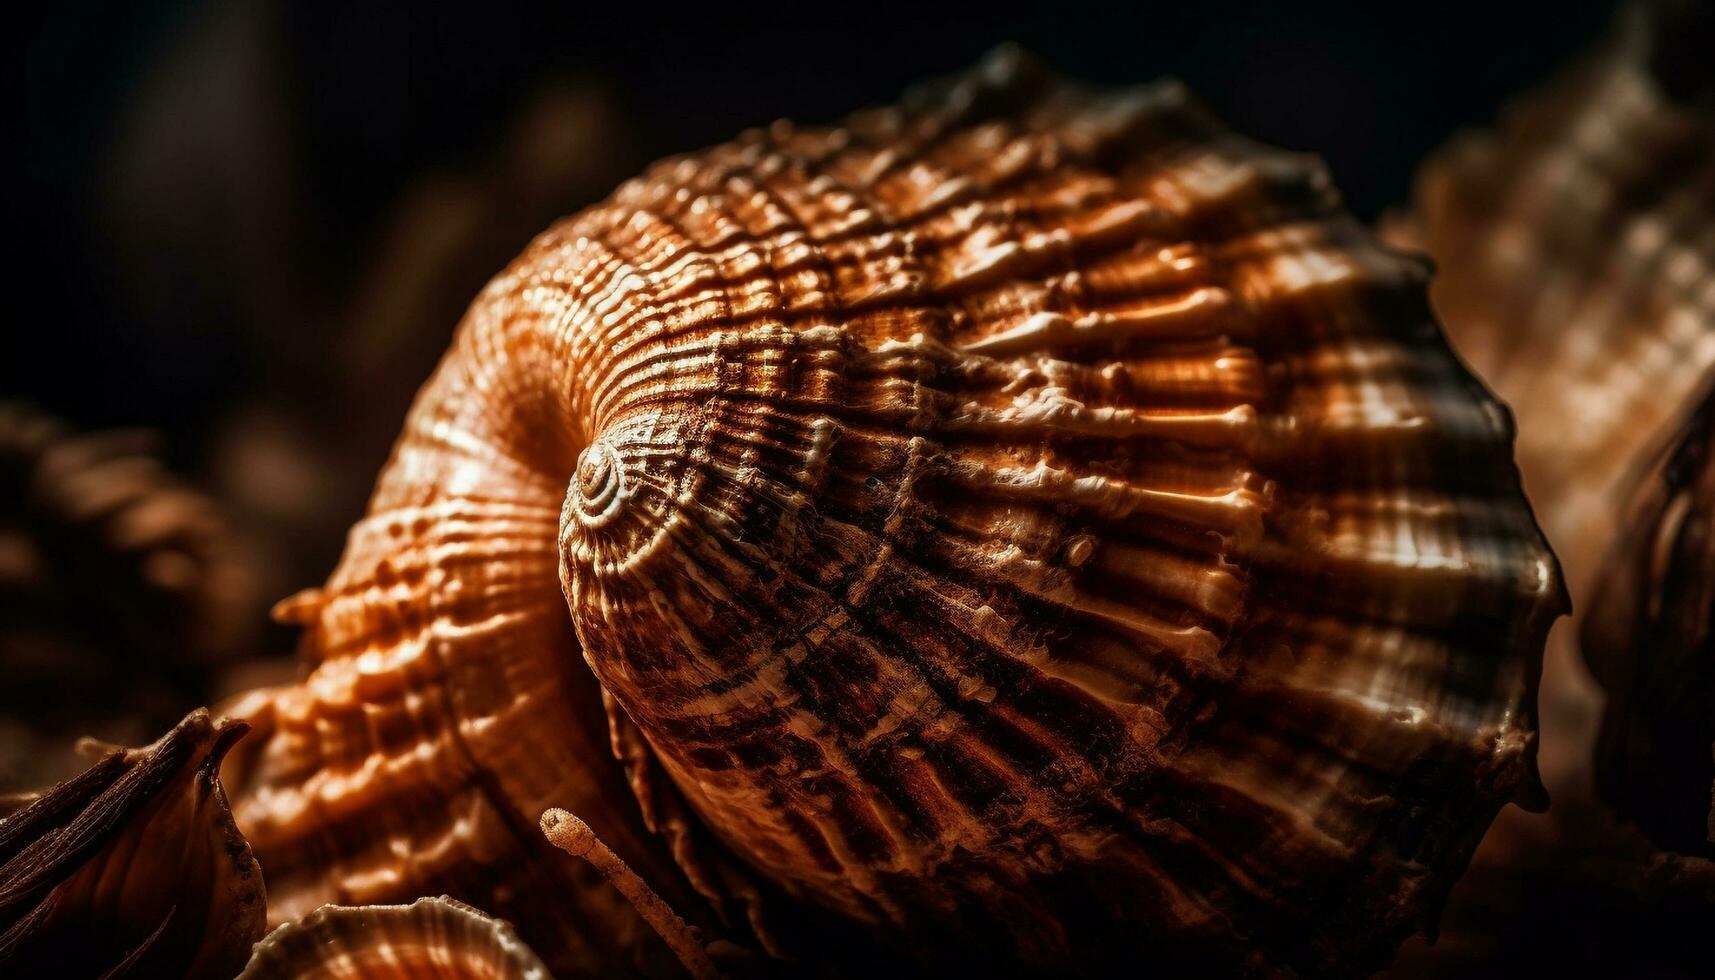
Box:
222, 49, 1564, 976
238, 896, 552, 980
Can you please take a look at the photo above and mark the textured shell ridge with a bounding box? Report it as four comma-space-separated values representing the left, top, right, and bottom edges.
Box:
225, 45, 1564, 977
237, 895, 554, 979
552, 45, 1563, 972
1387, 0, 1713, 837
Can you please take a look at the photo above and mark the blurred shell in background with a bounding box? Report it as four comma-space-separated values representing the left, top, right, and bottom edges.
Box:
0, 404, 257, 788
1388, 2, 1715, 975
238, 896, 551, 980
1390, 0, 1713, 604
1582, 383, 1714, 858
1386, 0, 1714, 793
0, 710, 265, 979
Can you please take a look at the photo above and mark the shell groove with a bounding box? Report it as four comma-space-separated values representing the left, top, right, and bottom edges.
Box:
228, 47, 1563, 976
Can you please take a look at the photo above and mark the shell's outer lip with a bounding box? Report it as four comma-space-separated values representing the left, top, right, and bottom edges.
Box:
572, 441, 625, 528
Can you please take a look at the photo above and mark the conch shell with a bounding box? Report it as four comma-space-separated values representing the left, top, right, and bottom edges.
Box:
225, 47, 1563, 975
238, 896, 550, 979
1582, 381, 1714, 857
0, 709, 265, 978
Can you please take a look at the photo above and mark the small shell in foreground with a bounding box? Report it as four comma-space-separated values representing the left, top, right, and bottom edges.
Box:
0, 709, 265, 978
238, 895, 551, 980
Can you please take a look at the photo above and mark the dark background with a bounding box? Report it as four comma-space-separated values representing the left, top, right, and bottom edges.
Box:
13, 4, 1712, 975
15, 0, 1618, 622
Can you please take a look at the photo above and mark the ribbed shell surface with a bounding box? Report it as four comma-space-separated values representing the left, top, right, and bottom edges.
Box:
227, 49, 1563, 977
1391, 3, 1715, 596
238, 896, 551, 980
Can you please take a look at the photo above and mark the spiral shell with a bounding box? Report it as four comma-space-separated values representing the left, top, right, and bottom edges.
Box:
226, 47, 1563, 976
0, 710, 265, 978
238, 896, 551, 980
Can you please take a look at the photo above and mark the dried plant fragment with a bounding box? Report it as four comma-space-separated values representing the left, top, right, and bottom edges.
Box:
542, 807, 723, 980
0, 709, 265, 978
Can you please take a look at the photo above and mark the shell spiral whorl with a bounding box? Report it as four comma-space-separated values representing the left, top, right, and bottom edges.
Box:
227, 47, 1564, 977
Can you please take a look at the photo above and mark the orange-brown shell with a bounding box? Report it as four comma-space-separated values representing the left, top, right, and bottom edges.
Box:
0, 710, 265, 978
225, 48, 1564, 976
238, 896, 551, 980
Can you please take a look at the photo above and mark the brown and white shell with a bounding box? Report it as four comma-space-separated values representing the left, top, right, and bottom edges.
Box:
223, 47, 1564, 976
1387, 0, 1715, 598
1582, 380, 1714, 857
238, 896, 551, 979
0, 710, 265, 978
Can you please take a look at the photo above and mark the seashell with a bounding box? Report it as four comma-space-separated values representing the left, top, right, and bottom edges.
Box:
1386, 0, 1715, 598
1381, 7, 1715, 971
224, 46, 1564, 976
238, 895, 551, 979
1, 402, 256, 786
1582, 380, 1714, 857
0, 709, 265, 978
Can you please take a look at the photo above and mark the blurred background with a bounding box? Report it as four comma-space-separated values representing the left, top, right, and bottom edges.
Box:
12, 0, 1706, 975
14, 0, 1616, 619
